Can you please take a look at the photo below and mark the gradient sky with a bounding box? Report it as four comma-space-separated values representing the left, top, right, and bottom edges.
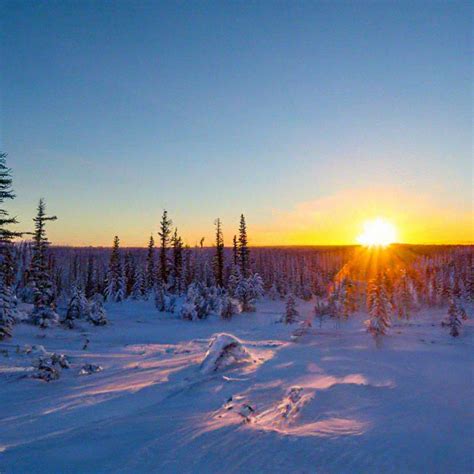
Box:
1, 1, 472, 246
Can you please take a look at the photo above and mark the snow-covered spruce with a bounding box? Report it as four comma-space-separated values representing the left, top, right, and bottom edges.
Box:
314, 297, 333, 327
234, 273, 264, 312
62, 286, 89, 328
365, 273, 392, 337
200, 333, 252, 374
88, 293, 108, 326
105, 236, 126, 302
443, 297, 462, 337
282, 294, 299, 324
0, 152, 23, 339
155, 283, 176, 313
29, 199, 59, 328
219, 294, 241, 320
179, 283, 224, 320
179, 283, 207, 320
0, 281, 15, 339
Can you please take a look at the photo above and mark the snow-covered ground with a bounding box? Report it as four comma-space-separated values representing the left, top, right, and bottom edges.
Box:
1, 299, 473, 473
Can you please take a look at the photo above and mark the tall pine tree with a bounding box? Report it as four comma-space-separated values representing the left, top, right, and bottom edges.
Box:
145, 234, 156, 294
171, 228, 183, 293
84, 255, 96, 299
158, 210, 172, 285
30, 199, 59, 327
214, 218, 224, 287
238, 214, 250, 278
232, 235, 238, 267
0, 153, 22, 339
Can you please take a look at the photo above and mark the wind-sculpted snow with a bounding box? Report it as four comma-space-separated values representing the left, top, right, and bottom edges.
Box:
0, 298, 472, 473
203, 375, 384, 438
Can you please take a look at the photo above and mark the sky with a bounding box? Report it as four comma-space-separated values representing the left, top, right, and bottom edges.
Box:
1, 1, 472, 247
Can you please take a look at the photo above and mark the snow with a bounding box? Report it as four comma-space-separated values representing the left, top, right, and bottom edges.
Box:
0, 298, 473, 473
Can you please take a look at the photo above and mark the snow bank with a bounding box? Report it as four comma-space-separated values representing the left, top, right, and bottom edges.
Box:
200, 333, 252, 374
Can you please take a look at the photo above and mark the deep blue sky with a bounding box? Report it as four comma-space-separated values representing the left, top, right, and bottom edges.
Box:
1, 1, 472, 245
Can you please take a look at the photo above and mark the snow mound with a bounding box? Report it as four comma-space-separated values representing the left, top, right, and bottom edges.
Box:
200, 333, 253, 374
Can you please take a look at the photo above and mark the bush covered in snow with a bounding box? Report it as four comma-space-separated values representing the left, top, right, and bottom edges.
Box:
31, 352, 70, 382
200, 333, 252, 374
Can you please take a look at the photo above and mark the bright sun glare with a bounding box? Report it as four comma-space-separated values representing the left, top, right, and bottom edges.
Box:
357, 218, 397, 247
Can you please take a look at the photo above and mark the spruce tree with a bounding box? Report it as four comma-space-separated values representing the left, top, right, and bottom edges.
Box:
0, 153, 22, 339
283, 294, 299, 324
445, 298, 462, 337
124, 252, 135, 297
0, 152, 21, 245
171, 228, 183, 293
30, 199, 59, 327
116, 267, 127, 302
84, 255, 95, 299
131, 267, 144, 299
238, 214, 250, 278
232, 235, 238, 267
88, 293, 107, 326
394, 269, 413, 320
62, 286, 82, 329
158, 210, 172, 285
105, 236, 121, 301
214, 218, 224, 287
145, 234, 156, 294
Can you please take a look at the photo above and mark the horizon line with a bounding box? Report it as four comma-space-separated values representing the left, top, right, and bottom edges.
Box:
16, 241, 474, 249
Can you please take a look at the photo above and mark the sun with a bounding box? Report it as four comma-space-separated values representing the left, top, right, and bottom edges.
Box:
357, 218, 397, 247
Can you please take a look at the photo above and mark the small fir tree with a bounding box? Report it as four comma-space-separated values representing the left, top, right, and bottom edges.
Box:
62, 287, 82, 329
88, 294, 107, 326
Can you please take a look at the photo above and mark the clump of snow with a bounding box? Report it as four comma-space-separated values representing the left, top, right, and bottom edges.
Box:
291, 319, 314, 341
31, 352, 70, 382
248, 385, 314, 431
200, 333, 253, 374
79, 363, 103, 376
32, 359, 61, 382
50, 353, 70, 369
16, 344, 48, 355
275, 386, 308, 421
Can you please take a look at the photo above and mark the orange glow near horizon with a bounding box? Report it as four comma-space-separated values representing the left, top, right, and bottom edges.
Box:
37, 187, 473, 248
